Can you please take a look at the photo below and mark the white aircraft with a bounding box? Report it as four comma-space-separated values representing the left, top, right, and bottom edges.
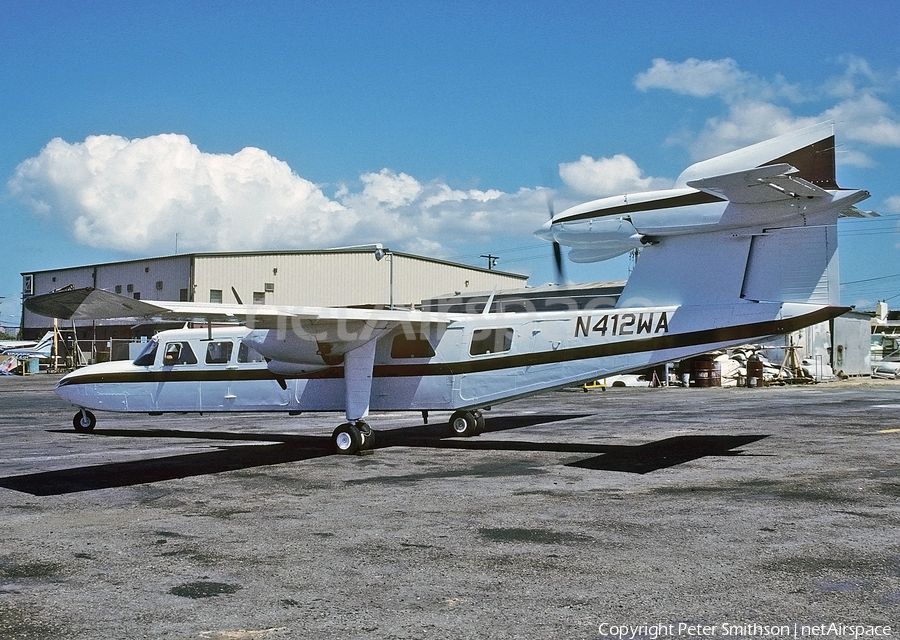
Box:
1, 331, 55, 359
25, 122, 875, 454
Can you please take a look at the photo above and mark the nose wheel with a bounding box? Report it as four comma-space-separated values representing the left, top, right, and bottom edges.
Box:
73, 409, 97, 432
448, 410, 485, 437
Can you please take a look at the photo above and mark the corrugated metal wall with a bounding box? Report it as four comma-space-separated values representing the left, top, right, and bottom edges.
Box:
93, 256, 192, 303
22, 251, 527, 333
193, 251, 526, 307
21, 256, 193, 333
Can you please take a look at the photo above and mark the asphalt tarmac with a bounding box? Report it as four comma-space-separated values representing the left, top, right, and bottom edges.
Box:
0, 374, 898, 640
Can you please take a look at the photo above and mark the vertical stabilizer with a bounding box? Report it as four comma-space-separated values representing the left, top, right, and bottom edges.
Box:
618, 123, 868, 308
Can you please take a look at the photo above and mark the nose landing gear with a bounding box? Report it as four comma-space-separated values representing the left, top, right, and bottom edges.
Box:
73, 409, 97, 432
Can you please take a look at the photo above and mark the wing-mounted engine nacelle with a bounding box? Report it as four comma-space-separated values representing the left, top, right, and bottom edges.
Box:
537, 187, 732, 263
245, 321, 395, 367
244, 328, 329, 366
265, 359, 330, 376
537, 215, 648, 262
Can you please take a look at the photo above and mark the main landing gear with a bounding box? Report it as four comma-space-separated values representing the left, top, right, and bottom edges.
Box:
73, 409, 96, 432
332, 410, 486, 454
332, 421, 374, 455
448, 410, 485, 437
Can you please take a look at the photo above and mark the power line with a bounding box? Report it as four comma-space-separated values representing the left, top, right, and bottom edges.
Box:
840, 272, 900, 286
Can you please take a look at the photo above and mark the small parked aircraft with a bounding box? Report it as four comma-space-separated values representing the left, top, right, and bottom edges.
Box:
0, 331, 54, 357
25, 122, 875, 453
0, 331, 57, 376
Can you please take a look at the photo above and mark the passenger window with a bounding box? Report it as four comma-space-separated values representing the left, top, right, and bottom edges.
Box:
391, 333, 436, 359
238, 342, 265, 363
163, 342, 198, 365
133, 340, 158, 366
205, 341, 234, 365
469, 328, 514, 356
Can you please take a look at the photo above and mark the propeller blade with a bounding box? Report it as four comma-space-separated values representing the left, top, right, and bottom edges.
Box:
547, 197, 565, 283
553, 241, 565, 283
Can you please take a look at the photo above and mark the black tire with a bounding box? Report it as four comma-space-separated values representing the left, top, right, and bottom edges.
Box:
356, 421, 374, 450
448, 410, 477, 437
473, 410, 486, 435
73, 410, 96, 432
332, 423, 362, 454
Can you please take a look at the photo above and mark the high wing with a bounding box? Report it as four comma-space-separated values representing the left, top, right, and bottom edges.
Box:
24, 286, 455, 331
26, 287, 460, 436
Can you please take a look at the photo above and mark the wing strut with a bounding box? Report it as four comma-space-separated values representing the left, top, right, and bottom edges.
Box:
344, 338, 377, 424
330, 338, 379, 455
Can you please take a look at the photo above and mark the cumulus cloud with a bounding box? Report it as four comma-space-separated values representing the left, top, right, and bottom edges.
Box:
558, 154, 671, 196
682, 101, 823, 159
885, 195, 900, 214
8, 134, 351, 253
7, 134, 551, 260
635, 57, 748, 98
637, 57, 900, 163
825, 94, 900, 146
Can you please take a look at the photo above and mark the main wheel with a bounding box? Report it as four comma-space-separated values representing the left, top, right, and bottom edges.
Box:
73, 410, 96, 432
356, 421, 374, 450
332, 423, 362, 454
473, 410, 486, 435
448, 410, 478, 437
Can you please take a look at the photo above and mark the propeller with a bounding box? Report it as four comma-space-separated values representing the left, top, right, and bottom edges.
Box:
547, 199, 566, 284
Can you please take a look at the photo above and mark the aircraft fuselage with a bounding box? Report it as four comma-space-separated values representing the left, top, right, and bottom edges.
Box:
55, 300, 844, 416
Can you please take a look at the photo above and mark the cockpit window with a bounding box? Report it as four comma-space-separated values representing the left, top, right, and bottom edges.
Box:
133, 339, 158, 366
205, 340, 234, 365
163, 342, 197, 365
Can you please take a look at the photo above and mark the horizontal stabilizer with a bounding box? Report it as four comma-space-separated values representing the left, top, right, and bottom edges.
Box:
840, 204, 879, 218
686, 164, 829, 204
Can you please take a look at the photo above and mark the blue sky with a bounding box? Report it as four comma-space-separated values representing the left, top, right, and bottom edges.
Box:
2, 1, 899, 330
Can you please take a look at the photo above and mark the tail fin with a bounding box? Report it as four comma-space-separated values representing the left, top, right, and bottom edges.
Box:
618, 122, 873, 308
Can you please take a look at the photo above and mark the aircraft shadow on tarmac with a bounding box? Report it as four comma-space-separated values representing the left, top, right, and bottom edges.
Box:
0, 414, 769, 496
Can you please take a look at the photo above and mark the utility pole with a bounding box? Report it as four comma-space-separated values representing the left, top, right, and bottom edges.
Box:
480, 254, 499, 270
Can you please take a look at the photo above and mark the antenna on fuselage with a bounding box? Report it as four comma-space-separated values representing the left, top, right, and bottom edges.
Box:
482, 285, 498, 315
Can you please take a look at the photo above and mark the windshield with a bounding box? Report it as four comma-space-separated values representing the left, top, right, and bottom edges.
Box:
133, 338, 159, 366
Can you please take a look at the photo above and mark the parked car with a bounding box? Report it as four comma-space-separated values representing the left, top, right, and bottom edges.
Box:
582, 374, 649, 391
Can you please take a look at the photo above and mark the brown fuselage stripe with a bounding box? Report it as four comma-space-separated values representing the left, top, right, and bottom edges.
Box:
57, 307, 846, 386
555, 191, 724, 223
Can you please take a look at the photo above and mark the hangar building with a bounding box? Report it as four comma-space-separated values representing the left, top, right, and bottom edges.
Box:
21, 248, 527, 361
